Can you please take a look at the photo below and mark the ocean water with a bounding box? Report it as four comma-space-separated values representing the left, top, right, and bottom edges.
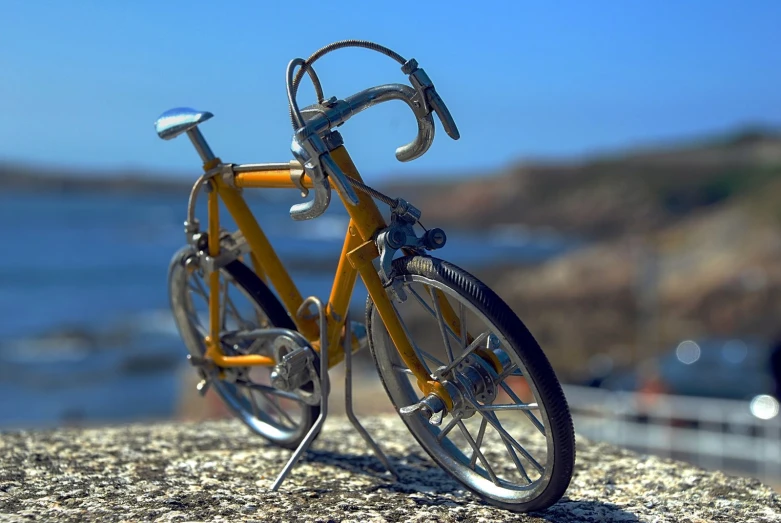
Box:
0, 190, 577, 429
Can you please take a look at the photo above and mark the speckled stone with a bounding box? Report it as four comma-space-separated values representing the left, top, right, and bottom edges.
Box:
1, 415, 779, 522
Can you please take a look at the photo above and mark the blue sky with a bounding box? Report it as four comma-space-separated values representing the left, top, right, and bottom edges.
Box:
2, 1, 780, 181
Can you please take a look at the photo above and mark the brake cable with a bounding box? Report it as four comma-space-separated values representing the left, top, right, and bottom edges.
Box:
284, 40, 430, 229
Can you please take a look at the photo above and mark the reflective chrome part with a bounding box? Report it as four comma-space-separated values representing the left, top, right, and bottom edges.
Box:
321, 128, 344, 151
343, 311, 399, 478
400, 393, 447, 426
196, 378, 210, 396
168, 246, 315, 449
286, 58, 309, 130
198, 228, 250, 273
154, 107, 214, 140
183, 162, 232, 237
219, 163, 237, 189
270, 296, 329, 491
232, 162, 295, 173
369, 273, 556, 506
288, 160, 308, 198
269, 301, 398, 491
187, 127, 216, 163
401, 59, 460, 141
288, 132, 334, 221
375, 197, 446, 289
433, 332, 490, 379
270, 335, 322, 406
298, 84, 435, 163
447, 354, 500, 420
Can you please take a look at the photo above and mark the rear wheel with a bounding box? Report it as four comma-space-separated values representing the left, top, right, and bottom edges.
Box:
168, 246, 319, 449
367, 255, 575, 512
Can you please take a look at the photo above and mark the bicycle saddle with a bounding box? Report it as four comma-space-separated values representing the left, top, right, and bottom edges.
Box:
155, 108, 213, 140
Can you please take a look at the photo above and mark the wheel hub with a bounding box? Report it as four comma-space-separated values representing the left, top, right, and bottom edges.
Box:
446, 353, 499, 419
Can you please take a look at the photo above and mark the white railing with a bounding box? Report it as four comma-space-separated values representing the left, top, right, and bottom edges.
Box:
562, 384, 781, 481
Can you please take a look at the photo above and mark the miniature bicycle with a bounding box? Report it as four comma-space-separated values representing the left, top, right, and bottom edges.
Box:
156, 40, 575, 513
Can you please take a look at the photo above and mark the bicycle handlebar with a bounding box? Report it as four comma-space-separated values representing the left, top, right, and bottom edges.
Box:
287, 49, 460, 222
298, 83, 435, 162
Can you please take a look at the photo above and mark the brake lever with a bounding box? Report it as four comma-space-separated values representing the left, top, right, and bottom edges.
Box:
403, 59, 460, 141
289, 138, 332, 221
291, 130, 360, 212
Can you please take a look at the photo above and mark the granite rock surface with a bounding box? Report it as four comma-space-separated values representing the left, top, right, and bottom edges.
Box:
1, 415, 779, 522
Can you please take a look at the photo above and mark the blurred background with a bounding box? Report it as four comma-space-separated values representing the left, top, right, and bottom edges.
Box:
3, 0, 781, 490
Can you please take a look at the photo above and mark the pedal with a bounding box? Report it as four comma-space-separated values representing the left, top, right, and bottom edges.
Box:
270, 334, 322, 406
399, 393, 447, 426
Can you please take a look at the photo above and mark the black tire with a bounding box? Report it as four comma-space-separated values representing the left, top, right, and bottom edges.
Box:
366, 255, 575, 512
169, 247, 320, 450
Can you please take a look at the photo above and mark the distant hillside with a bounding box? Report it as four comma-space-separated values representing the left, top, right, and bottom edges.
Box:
5, 127, 781, 239
0, 162, 194, 195
428, 126, 781, 382
383, 126, 781, 240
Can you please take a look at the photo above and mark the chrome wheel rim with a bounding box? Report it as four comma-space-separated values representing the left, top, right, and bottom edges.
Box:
371, 275, 555, 504
169, 252, 310, 443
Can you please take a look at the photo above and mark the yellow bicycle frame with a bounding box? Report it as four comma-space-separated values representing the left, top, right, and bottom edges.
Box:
199, 145, 470, 405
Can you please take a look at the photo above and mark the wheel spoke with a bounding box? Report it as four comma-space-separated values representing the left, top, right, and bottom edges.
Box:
479, 403, 539, 412
187, 310, 207, 334
436, 415, 461, 442
434, 332, 490, 378
496, 363, 520, 381
500, 431, 532, 484
225, 294, 254, 330
355, 269, 574, 502
469, 417, 488, 470
407, 287, 462, 345
498, 381, 546, 435
173, 253, 313, 450
234, 380, 303, 403
465, 398, 544, 474
457, 421, 500, 485
391, 302, 445, 370
260, 391, 297, 428
244, 387, 261, 420
189, 277, 209, 300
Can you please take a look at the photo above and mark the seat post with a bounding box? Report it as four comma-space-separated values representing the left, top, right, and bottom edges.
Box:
186, 127, 216, 163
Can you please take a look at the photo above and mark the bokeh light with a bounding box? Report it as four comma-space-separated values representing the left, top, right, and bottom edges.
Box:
750, 395, 780, 420
675, 340, 701, 365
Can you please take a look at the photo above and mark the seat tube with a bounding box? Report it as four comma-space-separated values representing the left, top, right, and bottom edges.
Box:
203, 157, 223, 360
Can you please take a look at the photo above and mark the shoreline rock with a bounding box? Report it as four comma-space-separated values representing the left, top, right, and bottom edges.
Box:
1, 416, 780, 522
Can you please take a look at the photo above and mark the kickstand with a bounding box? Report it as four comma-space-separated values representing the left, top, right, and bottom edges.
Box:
270, 296, 329, 491
343, 310, 398, 479
268, 301, 398, 491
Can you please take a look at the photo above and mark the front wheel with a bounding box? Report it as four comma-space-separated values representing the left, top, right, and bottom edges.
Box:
366, 255, 575, 512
